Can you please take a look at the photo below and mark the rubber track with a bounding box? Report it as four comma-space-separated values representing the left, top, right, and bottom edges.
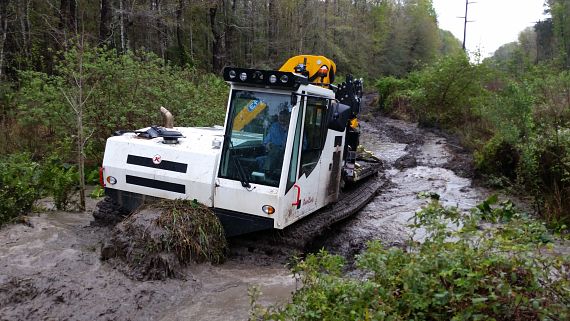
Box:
92, 196, 130, 226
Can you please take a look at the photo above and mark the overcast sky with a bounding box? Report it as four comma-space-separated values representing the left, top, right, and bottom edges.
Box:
433, 0, 550, 57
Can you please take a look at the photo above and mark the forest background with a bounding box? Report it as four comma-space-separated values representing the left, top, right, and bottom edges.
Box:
0, 0, 568, 229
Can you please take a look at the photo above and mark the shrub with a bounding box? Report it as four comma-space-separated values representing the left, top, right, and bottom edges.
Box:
375, 76, 409, 111
475, 135, 520, 181
407, 53, 491, 129
40, 156, 79, 210
0, 153, 42, 225
253, 200, 569, 320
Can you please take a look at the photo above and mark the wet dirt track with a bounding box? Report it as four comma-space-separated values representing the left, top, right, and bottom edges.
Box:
0, 96, 496, 321
321, 114, 490, 257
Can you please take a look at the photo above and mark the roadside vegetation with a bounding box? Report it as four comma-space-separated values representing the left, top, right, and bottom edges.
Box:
377, 54, 570, 230
376, 0, 570, 230
251, 197, 570, 321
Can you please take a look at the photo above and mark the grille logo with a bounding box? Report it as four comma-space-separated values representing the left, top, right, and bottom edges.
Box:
152, 154, 162, 165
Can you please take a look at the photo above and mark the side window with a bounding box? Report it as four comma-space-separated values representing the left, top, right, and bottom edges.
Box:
299, 97, 328, 178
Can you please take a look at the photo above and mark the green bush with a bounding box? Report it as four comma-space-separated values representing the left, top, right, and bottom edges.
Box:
475, 136, 520, 181
40, 156, 79, 210
375, 76, 409, 111
407, 53, 491, 129
12, 46, 229, 164
0, 153, 42, 225
376, 56, 570, 226
253, 200, 569, 320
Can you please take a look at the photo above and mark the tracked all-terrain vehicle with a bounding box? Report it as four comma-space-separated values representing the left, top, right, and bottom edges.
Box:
97, 55, 382, 238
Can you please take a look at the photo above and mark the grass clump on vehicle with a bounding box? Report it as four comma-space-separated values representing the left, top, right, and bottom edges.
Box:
156, 199, 227, 265
101, 199, 227, 280
251, 198, 570, 321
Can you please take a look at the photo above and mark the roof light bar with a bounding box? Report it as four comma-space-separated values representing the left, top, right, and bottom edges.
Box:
223, 67, 308, 89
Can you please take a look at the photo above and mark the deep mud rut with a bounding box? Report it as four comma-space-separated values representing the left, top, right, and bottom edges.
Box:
1, 95, 497, 321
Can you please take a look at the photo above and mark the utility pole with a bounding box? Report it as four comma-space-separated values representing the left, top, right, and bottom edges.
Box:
459, 0, 475, 51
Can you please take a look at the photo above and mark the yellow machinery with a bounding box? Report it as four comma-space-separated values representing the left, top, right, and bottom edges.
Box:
279, 55, 337, 85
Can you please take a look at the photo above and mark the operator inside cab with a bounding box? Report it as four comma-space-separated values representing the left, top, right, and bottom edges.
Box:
264, 109, 290, 150
257, 109, 290, 175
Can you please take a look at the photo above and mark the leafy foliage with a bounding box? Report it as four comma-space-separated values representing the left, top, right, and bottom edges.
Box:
0, 0, 451, 81
0, 153, 41, 225
376, 53, 491, 129
377, 53, 570, 226
252, 200, 570, 321
39, 156, 79, 211
10, 46, 228, 165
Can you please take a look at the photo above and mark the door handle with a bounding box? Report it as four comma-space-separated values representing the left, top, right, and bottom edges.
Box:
292, 184, 301, 209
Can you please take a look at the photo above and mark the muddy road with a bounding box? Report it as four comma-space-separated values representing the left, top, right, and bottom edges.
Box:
1, 97, 495, 321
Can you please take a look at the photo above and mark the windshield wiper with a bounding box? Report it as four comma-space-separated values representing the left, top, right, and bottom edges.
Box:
228, 140, 251, 189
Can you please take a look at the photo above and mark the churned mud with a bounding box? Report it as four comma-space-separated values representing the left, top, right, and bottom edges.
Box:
0, 198, 295, 321
1, 94, 498, 321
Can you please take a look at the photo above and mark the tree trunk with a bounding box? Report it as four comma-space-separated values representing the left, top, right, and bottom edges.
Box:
247, 1, 253, 65
75, 41, 86, 211
0, 0, 8, 79
298, 11, 304, 54
176, 0, 186, 64
267, 0, 275, 61
18, 1, 31, 62
210, 4, 223, 72
69, 0, 76, 33
59, 0, 77, 45
119, 0, 127, 52
99, 0, 112, 45
224, 0, 235, 66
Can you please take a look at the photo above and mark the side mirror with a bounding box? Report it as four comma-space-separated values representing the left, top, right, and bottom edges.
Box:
327, 101, 351, 132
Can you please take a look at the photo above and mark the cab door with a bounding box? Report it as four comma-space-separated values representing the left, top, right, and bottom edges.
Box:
280, 96, 329, 226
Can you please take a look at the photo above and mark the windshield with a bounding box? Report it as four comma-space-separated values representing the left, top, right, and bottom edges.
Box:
219, 90, 293, 187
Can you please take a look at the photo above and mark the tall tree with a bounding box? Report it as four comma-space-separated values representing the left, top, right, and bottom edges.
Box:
0, 0, 9, 79
209, 1, 224, 72
99, 0, 112, 45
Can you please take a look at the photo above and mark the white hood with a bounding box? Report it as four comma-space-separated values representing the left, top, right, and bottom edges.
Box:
101, 126, 225, 207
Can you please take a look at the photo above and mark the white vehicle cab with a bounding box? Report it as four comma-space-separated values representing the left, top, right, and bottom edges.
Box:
100, 55, 374, 236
